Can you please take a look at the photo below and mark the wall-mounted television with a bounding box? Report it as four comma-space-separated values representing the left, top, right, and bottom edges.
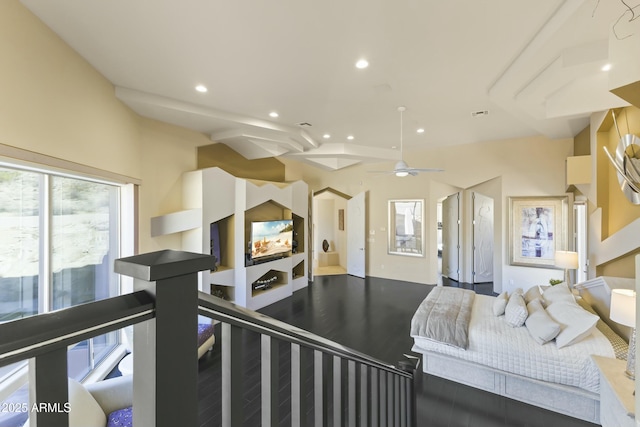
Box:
250, 219, 294, 261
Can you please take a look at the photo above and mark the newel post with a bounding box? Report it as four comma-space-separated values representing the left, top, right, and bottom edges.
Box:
115, 250, 214, 427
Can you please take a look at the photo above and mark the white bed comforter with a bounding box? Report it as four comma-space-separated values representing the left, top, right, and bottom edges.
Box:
411, 294, 615, 393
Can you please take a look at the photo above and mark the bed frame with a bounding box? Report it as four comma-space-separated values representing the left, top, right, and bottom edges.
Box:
416, 277, 635, 424
420, 351, 600, 423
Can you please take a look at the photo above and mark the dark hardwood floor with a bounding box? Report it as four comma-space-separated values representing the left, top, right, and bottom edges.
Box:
197, 275, 598, 427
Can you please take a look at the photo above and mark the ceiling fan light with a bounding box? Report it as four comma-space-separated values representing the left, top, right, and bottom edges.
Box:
395, 171, 409, 177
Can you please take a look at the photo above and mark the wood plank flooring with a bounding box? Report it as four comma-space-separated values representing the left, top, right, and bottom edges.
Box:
197, 275, 598, 427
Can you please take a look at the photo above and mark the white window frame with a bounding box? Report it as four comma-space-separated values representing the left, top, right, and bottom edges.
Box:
0, 144, 139, 393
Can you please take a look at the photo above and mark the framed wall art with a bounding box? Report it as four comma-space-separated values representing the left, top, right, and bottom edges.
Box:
509, 196, 569, 267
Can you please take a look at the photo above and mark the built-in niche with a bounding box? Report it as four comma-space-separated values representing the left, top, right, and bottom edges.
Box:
245, 200, 293, 266
210, 284, 234, 302
292, 213, 305, 255
292, 260, 305, 279
209, 214, 234, 271
251, 269, 287, 296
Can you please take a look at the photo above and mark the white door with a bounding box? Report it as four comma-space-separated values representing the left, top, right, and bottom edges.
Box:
442, 193, 460, 281
308, 190, 314, 282
473, 192, 494, 283
347, 192, 366, 278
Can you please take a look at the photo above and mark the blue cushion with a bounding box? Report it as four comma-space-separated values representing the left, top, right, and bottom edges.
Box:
197, 323, 215, 347
106, 406, 132, 427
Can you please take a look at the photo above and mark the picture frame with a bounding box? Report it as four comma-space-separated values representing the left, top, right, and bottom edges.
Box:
388, 199, 425, 257
509, 196, 569, 267
338, 209, 344, 231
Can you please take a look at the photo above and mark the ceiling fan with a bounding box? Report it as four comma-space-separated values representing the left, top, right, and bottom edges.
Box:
369, 106, 444, 177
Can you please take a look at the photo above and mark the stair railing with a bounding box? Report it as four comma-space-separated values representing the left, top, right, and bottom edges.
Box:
0, 250, 417, 427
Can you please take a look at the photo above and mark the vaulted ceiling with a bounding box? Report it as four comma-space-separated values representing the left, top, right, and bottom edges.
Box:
22, 0, 636, 170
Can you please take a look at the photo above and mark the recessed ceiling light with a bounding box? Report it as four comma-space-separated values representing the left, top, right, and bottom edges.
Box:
269, 111, 279, 118
355, 59, 369, 69
347, 135, 354, 140
601, 63, 612, 72
417, 128, 425, 134
195, 85, 207, 93
323, 134, 331, 139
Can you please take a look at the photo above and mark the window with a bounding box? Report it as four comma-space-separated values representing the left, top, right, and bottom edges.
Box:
574, 201, 588, 284
0, 166, 124, 380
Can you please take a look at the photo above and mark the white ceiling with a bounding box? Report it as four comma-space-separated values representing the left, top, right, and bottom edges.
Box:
21, 0, 635, 170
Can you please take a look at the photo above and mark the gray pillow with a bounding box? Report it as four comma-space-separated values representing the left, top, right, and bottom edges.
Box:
525, 299, 561, 344
492, 291, 508, 316
505, 293, 527, 327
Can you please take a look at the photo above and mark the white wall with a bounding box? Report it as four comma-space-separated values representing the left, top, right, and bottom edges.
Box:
315, 199, 335, 255
283, 135, 573, 292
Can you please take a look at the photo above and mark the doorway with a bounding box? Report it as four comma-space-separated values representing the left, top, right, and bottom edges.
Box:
441, 192, 461, 282
472, 192, 494, 283
312, 188, 349, 276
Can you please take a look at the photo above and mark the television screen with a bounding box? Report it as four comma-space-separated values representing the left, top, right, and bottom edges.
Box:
251, 219, 293, 260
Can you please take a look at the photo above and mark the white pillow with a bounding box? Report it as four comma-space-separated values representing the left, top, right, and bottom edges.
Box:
525, 298, 561, 344
24, 379, 106, 427
546, 301, 599, 349
68, 378, 107, 427
505, 293, 528, 327
492, 291, 508, 316
523, 286, 542, 304
541, 282, 575, 306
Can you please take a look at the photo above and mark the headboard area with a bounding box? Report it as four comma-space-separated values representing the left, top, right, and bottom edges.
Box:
575, 276, 636, 341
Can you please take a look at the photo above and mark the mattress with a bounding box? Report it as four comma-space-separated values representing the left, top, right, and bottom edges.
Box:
411, 294, 615, 393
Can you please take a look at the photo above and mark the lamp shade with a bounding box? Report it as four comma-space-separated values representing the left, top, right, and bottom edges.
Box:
610, 289, 636, 327
554, 251, 578, 269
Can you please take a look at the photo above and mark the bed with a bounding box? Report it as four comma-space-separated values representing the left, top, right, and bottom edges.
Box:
410, 278, 631, 424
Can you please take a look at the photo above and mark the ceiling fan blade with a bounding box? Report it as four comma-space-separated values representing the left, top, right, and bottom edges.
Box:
407, 167, 445, 173
367, 170, 396, 174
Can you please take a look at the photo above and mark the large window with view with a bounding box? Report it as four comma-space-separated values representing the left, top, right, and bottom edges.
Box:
0, 166, 123, 385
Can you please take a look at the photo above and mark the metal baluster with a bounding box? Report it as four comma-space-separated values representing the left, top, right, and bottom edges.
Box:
348, 360, 356, 426
359, 364, 368, 427
222, 323, 243, 427
379, 370, 386, 427
261, 335, 279, 427
314, 350, 324, 427
400, 377, 406, 427
387, 372, 393, 426
394, 374, 400, 426
28, 348, 68, 427
333, 355, 342, 427
371, 368, 379, 427
291, 343, 301, 427
407, 371, 415, 427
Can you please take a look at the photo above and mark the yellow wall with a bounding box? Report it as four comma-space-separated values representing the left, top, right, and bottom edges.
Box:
0, 0, 207, 253
610, 108, 640, 235
593, 106, 640, 277
574, 125, 590, 156
198, 143, 286, 181
0, 0, 141, 178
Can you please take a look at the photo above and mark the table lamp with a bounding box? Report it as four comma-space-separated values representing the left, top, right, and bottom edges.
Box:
610, 288, 636, 380
554, 251, 579, 288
